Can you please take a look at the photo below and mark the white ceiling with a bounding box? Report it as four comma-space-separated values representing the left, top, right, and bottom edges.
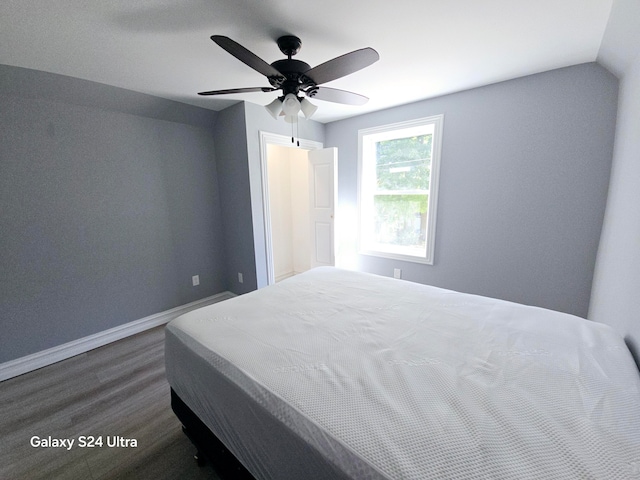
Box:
0, 0, 614, 123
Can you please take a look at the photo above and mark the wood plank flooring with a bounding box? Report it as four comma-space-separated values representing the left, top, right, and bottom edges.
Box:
0, 325, 219, 480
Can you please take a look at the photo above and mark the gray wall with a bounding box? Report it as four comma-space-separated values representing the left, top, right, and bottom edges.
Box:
213, 102, 256, 294
0, 60, 623, 364
326, 63, 618, 318
0, 65, 225, 363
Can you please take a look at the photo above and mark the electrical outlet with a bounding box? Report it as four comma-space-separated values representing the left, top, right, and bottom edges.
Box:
238, 272, 244, 284
192, 275, 200, 286
393, 268, 402, 279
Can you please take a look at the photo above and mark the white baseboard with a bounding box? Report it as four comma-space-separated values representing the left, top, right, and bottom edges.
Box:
275, 270, 307, 283
0, 291, 236, 382
275, 271, 296, 283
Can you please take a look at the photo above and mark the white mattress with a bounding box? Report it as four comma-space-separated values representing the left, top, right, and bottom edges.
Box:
165, 267, 640, 480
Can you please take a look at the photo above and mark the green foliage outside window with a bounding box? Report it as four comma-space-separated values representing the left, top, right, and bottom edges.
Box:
373, 194, 428, 246
375, 134, 432, 191
372, 134, 432, 246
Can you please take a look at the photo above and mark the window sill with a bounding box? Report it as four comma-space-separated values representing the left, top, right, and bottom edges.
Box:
358, 249, 434, 265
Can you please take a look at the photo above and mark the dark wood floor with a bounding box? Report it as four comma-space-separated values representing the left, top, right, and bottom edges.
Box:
0, 326, 219, 480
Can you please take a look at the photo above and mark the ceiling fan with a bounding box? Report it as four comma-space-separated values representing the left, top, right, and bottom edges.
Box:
198, 35, 379, 122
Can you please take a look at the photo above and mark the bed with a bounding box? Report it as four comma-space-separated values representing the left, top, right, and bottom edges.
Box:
165, 267, 640, 480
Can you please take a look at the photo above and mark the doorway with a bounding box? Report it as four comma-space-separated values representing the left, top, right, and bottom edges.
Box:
259, 132, 337, 285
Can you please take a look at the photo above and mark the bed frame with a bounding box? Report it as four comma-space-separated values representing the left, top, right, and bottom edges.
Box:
171, 388, 255, 479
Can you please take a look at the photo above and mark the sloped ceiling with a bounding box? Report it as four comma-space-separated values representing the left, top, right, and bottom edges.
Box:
0, 0, 615, 123
598, 0, 640, 77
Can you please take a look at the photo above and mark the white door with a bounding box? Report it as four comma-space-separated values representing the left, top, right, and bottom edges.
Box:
308, 148, 337, 268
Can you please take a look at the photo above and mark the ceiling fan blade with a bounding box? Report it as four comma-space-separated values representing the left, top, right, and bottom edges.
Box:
211, 35, 284, 80
308, 87, 369, 105
304, 48, 379, 85
198, 87, 275, 96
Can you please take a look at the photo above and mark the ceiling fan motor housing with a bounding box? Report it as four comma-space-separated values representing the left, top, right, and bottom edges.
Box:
269, 35, 317, 97
269, 58, 314, 96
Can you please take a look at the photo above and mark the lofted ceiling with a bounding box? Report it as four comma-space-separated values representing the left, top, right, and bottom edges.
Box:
0, 0, 614, 123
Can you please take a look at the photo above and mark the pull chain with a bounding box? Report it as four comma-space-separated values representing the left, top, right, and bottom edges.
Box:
291, 116, 300, 146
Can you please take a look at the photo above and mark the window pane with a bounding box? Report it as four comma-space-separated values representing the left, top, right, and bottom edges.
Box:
372, 194, 428, 249
376, 135, 432, 191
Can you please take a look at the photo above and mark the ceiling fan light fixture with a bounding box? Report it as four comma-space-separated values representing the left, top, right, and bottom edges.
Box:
300, 97, 318, 119
265, 98, 283, 119
281, 93, 301, 117
284, 114, 299, 124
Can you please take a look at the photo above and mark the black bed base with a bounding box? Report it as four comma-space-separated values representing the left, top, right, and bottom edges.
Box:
170, 388, 256, 480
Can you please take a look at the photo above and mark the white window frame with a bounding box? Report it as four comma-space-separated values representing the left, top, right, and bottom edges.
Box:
357, 115, 443, 265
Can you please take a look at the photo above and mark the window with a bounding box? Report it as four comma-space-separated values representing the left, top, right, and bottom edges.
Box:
358, 115, 443, 264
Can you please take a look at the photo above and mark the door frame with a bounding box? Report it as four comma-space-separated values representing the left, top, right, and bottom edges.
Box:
259, 131, 323, 285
